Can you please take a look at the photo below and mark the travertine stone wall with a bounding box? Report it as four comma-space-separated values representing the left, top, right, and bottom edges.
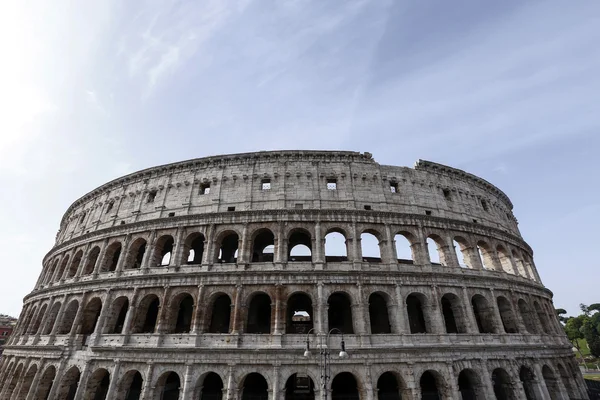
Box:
0, 151, 587, 400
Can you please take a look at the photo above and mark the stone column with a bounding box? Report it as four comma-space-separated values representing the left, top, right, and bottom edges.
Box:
171, 228, 185, 267
274, 222, 284, 265
509, 290, 528, 333
464, 245, 484, 270
478, 360, 497, 399
384, 224, 397, 266
24, 358, 45, 400
0, 360, 18, 399
141, 231, 157, 271
181, 363, 194, 400
122, 289, 139, 337
270, 364, 280, 400
231, 284, 243, 334
72, 361, 92, 400
444, 237, 461, 268
351, 222, 362, 268
192, 284, 204, 334
69, 292, 89, 337
140, 363, 155, 400
354, 283, 368, 335
225, 364, 236, 400
92, 290, 114, 345
316, 282, 326, 333
489, 288, 505, 334
155, 286, 172, 334
427, 285, 445, 334
92, 238, 110, 277
314, 221, 325, 268
238, 224, 249, 265
202, 224, 216, 266
115, 234, 132, 276
445, 363, 460, 399
461, 287, 479, 334
532, 364, 551, 400
395, 284, 409, 334
45, 358, 68, 400
48, 295, 69, 340
104, 360, 121, 400
273, 284, 283, 335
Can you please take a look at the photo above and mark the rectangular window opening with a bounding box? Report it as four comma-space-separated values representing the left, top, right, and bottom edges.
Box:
168, 212, 175, 217
106, 202, 114, 213
364, 205, 372, 210
481, 199, 489, 212
200, 183, 211, 195
295, 203, 304, 209
147, 191, 157, 203
443, 189, 452, 201
390, 182, 398, 193
227, 206, 236, 212
326, 179, 337, 190
425, 210, 432, 216
473, 219, 478, 223
261, 179, 271, 190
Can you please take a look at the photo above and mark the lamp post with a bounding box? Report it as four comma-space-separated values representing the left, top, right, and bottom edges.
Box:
303, 328, 349, 400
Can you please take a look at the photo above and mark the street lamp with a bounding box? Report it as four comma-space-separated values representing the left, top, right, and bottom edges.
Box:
303, 328, 349, 400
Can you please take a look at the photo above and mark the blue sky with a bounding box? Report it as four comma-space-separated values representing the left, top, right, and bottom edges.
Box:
0, 0, 598, 317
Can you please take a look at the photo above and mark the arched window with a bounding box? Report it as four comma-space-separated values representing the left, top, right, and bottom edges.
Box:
126, 238, 147, 269
328, 292, 353, 334
324, 230, 348, 262
395, 233, 413, 264
427, 235, 446, 266
19, 364, 38, 400
56, 366, 81, 400
512, 250, 527, 277
58, 300, 79, 335
471, 295, 497, 334
491, 368, 514, 400
246, 293, 272, 334
153, 235, 174, 266
198, 372, 224, 400
34, 366, 56, 400
286, 293, 313, 334
288, 229, 312, 262
44, 259, 58, 284
496, 246, 513, 274
83, 246, 101, 275
44, 302, 62, 335
118, 370, 143, 400
369, 293, 391, 334
331, 372, 359, 400
4, 363, 23, 399
441, 293, 467, 334
477, 242, 493, 270
376, 372, 403, 400
81, 297, 103, 335
67, 250, 83, 278
217, 232, 239, 263
519, 366, 537, 400
241, 373, 268, 400
361, 231, 381, 262
406, 293, 428, 334
171, 294, 194, 333
102, 242, 122, 272
541, 366, 560, 400
420, 371, 443, 400
497, 296, 518, 333
133, 295, 160, 334
533, 301, 551, 334
285, 373, 315, 400
458, 369, 485, 400
157, 372, 180, 400
185, 233, 205, 265
208, 294, 231, 333
30, 304, 47, 334
83, 368, 110, 400
517, 299, 538, 334
251, 229, 275, 262
107, 297, 129, 334
453, 238, 470, 268
557, 364, 576, 399
55, 255, 70, 282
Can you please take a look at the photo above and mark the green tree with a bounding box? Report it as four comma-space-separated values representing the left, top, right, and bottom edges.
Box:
582, 307, 600, 357
564, 315, 587, 359
555, 308, 568, 324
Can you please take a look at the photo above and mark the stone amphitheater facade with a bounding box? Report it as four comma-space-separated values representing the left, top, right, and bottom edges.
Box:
0, 150, 589, 400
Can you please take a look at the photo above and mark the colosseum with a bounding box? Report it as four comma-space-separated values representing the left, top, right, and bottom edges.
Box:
0, 150, 588, 400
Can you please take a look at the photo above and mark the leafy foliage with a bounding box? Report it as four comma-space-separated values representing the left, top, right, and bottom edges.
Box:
562, 303, 600, 358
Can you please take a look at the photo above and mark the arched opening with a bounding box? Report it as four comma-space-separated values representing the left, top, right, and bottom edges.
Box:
533, 301, 551, 334
395, 233, 414, 264
519, 366, 538, 400
185, 233, 205, 265
133, 295, 160, 333
22, 307, 36, 335
252, 229, 275, 262
369, 293, 391, 334
246, 293, 272, 334
288, 229, 312, 262
17, 364, 38, 400
241, 373, 268, 400
471, 295, 496, 334
154, 235, 174, 267
556, 364, 576, 399
496, 296, 518, 333
83, 246, 101, 275
331, 372, 359, 400
68, 250, 83, 278
102, 242, 122, 272
517, 299, 538, 334
217, 232, 239, 263
119, 370, 143, 400
541, 366, 560, 400
107, 296, 129, 334
492, 368, 515, 400
126, 238, 147, 269
56, 366, 81, 400
84, 368, 110, 400
157, 371, 181, 400
453, 238, 470, 268
81, 297, 103, 335
325, 230, 348, 262
285, 373, 315, 400
34, 366, 56, 400
512, 250, 527, 277
44, 259, 58, 283
377, 371, 403, 400
458, 369, 484, 400
441, 293, 467, 334
55, 255, 70, 281
426, 236, 446, 266
198, 372, 224, 400
496, 246, 513, 274
361, 231, 381, 262
286, 293, 313, 334
172, 294, 194, 333
4, 363, 23, 399
476, 242, 493, 270
406, 293, 428, 334
420, 371, 443, 400
30, 304, 47, 334
208, 294, 232, 333
44, 302, 62, 334
58, 300, 79, 334
328, 292, 354, 334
